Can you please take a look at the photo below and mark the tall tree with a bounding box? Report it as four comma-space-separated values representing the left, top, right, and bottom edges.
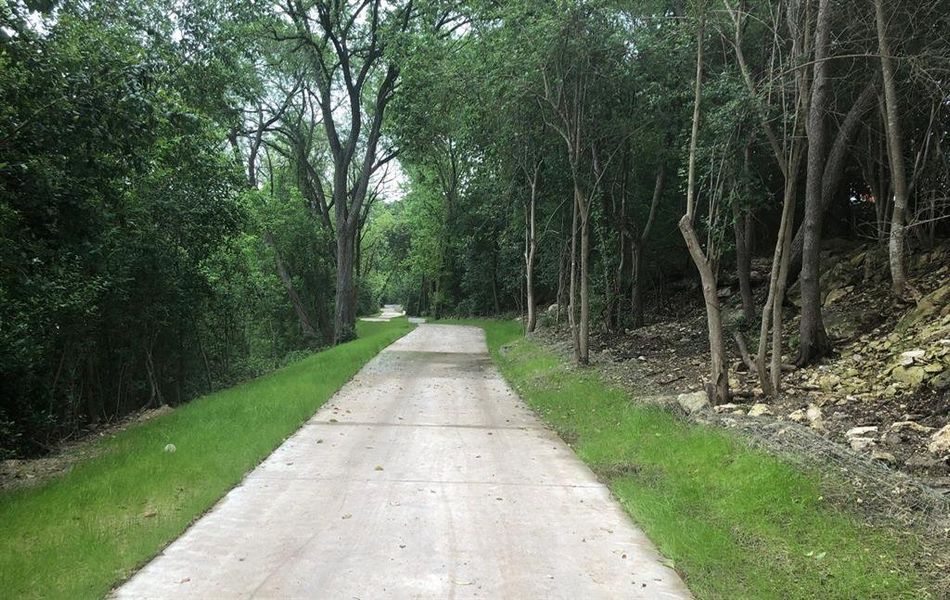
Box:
279, 0, 407, 342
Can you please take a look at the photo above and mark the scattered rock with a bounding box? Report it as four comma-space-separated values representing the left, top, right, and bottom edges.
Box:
931, 370, 950, 390
788, 408, 807, 423
870, 450, 897, 465
899, 349, 926, 365
928, 424, 950, 455
713, 403, 740, 414
818, 374, 841, 391
888, 421, 935, 435
677, 391, 709, 415
845, 426, 879, 438
747, 404, 772, 417
805, 404, 825, 430
850, 437, 876, 452
891, 365, 927, 386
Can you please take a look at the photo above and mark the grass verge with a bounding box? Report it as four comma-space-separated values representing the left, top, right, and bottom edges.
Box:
0, 318, 412, 599
455, 318, 931, 599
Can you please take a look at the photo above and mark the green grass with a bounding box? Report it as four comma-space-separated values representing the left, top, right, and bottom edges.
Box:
457, 319, 930, 600
0, 318, 412, 599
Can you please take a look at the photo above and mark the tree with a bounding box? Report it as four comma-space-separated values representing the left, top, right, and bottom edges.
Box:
278, 0, 408, 343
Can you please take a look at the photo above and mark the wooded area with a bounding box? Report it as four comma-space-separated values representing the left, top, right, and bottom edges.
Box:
2, 0, 949, 457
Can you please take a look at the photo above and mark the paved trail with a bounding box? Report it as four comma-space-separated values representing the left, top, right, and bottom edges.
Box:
116, 325, 690, 599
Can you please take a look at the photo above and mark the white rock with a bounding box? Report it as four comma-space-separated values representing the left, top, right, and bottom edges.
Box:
164, 443, 177, 453
677, 391, 709, 414
805, 404, 824, 427
788, 409, 807, 423
900, 349, 926, 364
849, 437, 876, 452
747, 404, 772, 417
928, 424, 950, 455
845, 426, 879, 438
713, 403, 740, 413
889, 421, 935, 434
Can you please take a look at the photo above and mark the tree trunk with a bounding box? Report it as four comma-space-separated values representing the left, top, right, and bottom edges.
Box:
680, 220, 729, 405
630, 241, 644, 327
787, 81, 877, 278
755, 180, 798, 396
874, 0, 908, 298
875, 0, 910, 298
796, 0, 833, 366
525, 163, 540, 333
578, 197, 590, 365
732, 205, 754, 322
556, 238, 568, 325
333, 225, 357, 344
264, 231, 319, 342
678, 13, 728, 405
568, 192, 581, 362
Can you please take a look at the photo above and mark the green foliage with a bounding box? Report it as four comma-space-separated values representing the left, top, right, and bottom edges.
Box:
0, 1, 321, 456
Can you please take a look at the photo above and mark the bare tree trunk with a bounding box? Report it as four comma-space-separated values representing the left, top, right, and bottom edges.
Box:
630, 241, 644, 327
797, 0, 833, 366
264, 232, 319, 342
733, 205, 754, 322
755, 180, 798, 396
631, 167, 665, 328
733, 145, 754, 322
556, 237, 568, 325
333, 223, 357, 344
788, 81, 877, 277
568, 194, 580, 362
524, 162, 540, 333
678, 14, 728, 405
578, 194, 590, 365
875, 0, 910, 298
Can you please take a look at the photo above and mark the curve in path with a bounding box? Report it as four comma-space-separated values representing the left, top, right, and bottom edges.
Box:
115, 324, 690, 599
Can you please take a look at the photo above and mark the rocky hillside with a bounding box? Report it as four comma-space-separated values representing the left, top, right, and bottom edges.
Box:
570, 241, 950, 497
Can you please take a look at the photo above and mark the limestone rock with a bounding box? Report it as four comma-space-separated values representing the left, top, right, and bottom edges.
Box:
871, 450, 897, 465
889, 421, 935, 435
713, 403, 740, 413
845, 426, 879, 438
747, 403, 772, 417
788, 409, 806, 423
677, 391, 709, 415
806, 404, 825, 430
850, 437, 876, 452
818, 374, 841, 391
928, 424, 950, 455
891, 365, 927, 386
899, 349, 925, 365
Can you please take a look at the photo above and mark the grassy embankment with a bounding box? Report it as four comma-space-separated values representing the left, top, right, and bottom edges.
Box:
451, 318, 931, 600
0, 318, 412, 599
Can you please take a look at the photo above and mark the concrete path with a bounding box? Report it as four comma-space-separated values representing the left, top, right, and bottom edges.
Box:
359, 304, 406, 322
116, 325, 690, 599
